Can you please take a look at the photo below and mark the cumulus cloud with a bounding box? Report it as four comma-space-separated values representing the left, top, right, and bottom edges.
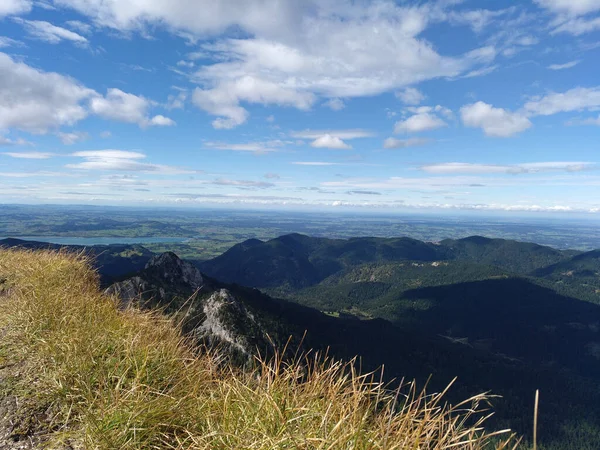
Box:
3, 151, 53, 159
90, 89, 175, 127
61, 1, 497, 127
148, 115, 175, 126
396, 87, 425, 105
421, 161, 595, 174
383, 137, 430, 149
460, 101, 532, 137
192, 75, 315, 129
66, 150, 193, 173
0, 0, 31, 17
310, 134, 352, 149
0, 53, 173, 133
0, 52, 94, 133
548, 60, 580, 70
15, 19, 88, 45
394, 112, 447, 133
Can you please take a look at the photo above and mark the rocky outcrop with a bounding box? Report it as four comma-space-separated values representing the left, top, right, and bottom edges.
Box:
106, 252, 266, 363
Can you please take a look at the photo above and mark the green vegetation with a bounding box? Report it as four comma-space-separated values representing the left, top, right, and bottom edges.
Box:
0, 248, 520, 449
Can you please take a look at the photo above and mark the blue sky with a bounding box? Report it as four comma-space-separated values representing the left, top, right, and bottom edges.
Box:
1, 0, 600, 215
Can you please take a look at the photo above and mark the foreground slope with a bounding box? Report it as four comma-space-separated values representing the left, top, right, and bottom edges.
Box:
0, 249, 517, 449
0, 238, 154, 283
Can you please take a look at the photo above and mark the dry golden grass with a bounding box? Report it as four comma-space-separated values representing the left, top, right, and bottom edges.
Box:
0, 248, 520, 449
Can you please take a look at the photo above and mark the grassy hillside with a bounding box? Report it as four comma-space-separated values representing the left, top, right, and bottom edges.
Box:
0, 249, 518, 449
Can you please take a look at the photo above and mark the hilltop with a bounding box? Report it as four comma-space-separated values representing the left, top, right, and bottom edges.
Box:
0, 248, 518, 449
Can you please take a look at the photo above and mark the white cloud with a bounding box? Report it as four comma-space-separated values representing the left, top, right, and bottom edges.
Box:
90, 88, 175, 127
0, 0, 31, 17
204, 140, 285, 153
67, 150, 193, 173
396, 87, 426, 105
548, 60, 580, 70
166, 91, 187, 110
462, 65, 498, 78
581, 115, 600, 125
65, 20, 92, 35
535, 0, 600, 16
292, 161, 340, 166
0, 134, 30, 146
524, 87, 600, 116
3, 151, 53, 159
324, 98, 345, 111
61, 1, 495, 127
0, 51, 93, 133
176, 60, 194, 68
460, 101, 532, 137
535, 0, 600, 35
148, 115, 175, 126
420, 161, 594, 174
99, 131, 112, 138
0, 53, 171, 134
15, 19, 88, 45
212, 178, 274, 188
291, 129, 374, 140
0, 36, 24, 48
310, 135, 352, 150
383, 137, 430, 149
192, 75, 315, 129
394, 112, 447, 133
57, 131, 89, 145
552, 16, 600, 34
405, 105, 453, 119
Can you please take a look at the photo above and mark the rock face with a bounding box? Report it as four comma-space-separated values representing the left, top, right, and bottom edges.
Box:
106, 252, 266, 363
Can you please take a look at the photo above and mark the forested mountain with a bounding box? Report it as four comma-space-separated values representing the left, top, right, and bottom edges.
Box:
199, 234, 576, 291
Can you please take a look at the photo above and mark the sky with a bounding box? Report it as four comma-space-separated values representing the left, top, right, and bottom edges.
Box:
0, 0, 600, 215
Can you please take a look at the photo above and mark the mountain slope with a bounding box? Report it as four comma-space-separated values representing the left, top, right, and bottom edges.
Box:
199, 233, 448, 290
440, 236, 570, 273
200, 233, 573, 292
110, 251, 600, 448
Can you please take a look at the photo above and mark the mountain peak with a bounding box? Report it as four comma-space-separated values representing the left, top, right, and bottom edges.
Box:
145, 251, 204, 290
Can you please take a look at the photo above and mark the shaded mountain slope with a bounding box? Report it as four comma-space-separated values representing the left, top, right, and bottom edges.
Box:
199, 233, 448, 290
439, 236, 570, 273
200, 233, 573, 292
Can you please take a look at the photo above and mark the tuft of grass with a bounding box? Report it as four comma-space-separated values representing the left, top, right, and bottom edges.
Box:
0, 248, 520, 449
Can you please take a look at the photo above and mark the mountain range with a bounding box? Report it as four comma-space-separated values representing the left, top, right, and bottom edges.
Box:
2, 234, 600, 449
